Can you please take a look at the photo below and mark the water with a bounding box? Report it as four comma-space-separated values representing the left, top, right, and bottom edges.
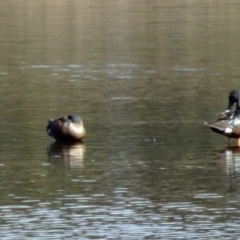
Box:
1, 0, 240, 239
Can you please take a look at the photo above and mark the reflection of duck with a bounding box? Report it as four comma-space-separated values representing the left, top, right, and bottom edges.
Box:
219, 147, 240, 190
205, 111, 240, 146
47, 142, 86, 168
46, 115, 86, 142
224, 147, 240, 174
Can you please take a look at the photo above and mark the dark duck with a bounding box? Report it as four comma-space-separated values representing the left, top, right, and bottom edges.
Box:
46, 115, 86, 142
205, 89, 240, 146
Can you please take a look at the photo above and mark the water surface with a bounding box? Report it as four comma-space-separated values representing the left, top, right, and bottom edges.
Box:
0, 1, 240, 239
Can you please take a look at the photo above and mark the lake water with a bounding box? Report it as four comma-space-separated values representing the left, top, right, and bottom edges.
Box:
1, 1, 240, 239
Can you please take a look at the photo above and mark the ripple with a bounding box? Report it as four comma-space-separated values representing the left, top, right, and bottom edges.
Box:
68, 64, 84, 68
0, 72, 8, 76
173, 67, 205, 72
30, 65, 53, 68
113, 75, 132, 79
193, 193, 223, 199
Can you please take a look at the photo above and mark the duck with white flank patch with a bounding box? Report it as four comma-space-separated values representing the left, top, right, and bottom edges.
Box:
205, 89, 240, 146
46, 115, 86, 143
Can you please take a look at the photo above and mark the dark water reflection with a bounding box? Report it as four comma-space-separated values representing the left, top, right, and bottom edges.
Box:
1, 0, 240, 239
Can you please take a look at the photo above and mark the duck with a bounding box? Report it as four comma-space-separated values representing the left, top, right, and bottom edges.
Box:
46, 115, 86, 142
205, 111, 240, 146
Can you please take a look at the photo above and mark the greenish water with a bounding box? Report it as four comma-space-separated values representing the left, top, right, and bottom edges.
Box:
0, 1, 240, 239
